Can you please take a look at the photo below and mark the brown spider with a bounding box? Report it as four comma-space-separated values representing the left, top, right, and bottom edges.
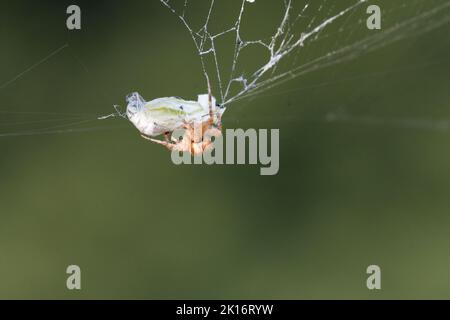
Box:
141, 120, 222, 156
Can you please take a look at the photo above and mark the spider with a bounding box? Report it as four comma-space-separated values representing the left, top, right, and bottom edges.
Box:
142, 120, 222, 156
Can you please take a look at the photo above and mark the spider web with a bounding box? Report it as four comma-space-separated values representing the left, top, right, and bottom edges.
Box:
0, 0, 449, 137
160, 0, 450, 107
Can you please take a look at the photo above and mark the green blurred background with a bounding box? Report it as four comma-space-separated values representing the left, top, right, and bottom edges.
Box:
0, 0, 450, 299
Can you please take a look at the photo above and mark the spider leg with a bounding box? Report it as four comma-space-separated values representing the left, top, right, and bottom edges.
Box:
217, 111, 223, 131
141, 134, 175, 151
193, 123, 206, 144
140, 134, 153, 141
206, 74, 214, 126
